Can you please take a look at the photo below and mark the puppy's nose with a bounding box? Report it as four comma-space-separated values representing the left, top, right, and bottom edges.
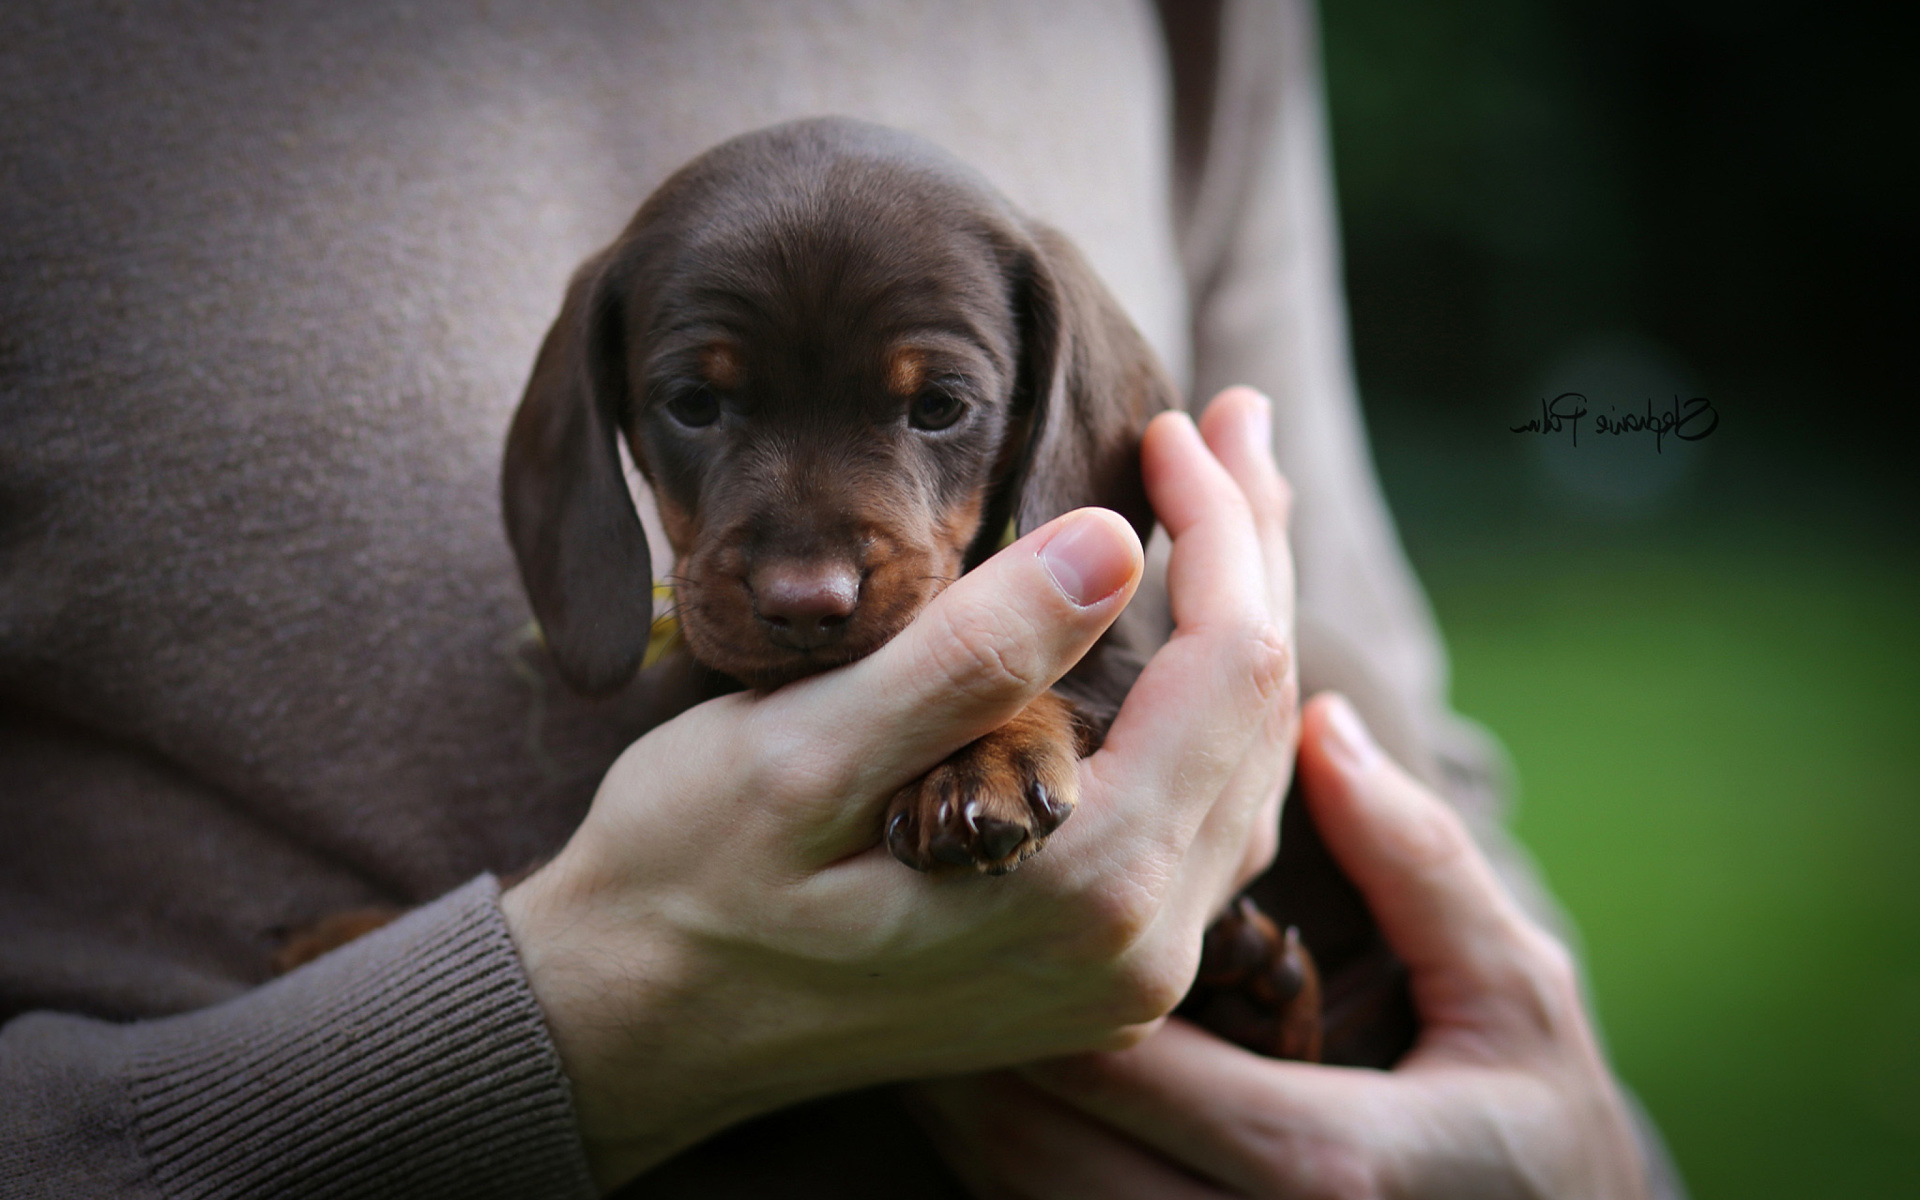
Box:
751, 561, 860, 650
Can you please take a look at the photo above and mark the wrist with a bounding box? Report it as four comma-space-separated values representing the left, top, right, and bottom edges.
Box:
502, 836, 886, 1189
500, 851, 719, 1188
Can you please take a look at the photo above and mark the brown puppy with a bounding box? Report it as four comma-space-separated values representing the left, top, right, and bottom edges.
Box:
503, 117, 1175, 875
500, 120, 1356, 1070
276, 120, 1360, 1074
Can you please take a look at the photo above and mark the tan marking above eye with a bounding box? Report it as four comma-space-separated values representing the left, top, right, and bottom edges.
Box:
885, 347, 928, 398
700, 342, 742, 390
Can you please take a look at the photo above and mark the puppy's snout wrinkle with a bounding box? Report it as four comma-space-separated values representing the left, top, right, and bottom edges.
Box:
751, 560, 861, 649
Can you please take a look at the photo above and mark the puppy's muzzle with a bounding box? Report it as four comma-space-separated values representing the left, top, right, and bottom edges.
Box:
751, 559, 861, 651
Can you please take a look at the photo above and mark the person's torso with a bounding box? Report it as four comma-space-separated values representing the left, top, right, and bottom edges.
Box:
0, 0, 1191, 1017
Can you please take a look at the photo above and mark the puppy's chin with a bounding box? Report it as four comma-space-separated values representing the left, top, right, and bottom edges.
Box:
727, 648, 867, 691
680, 626, 896, 692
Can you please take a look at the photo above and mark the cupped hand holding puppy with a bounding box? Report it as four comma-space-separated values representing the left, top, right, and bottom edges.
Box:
915, 693, 1653, 1200
501, 388, 1299, 1190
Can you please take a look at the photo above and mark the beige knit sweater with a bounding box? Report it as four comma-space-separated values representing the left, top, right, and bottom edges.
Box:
0, 2, 1670, 1196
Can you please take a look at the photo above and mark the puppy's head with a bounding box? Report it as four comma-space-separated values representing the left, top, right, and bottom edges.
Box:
504, 118, 1176, 694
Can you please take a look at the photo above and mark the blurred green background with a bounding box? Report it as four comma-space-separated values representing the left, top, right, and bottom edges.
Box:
1316, 0, 1919, 1194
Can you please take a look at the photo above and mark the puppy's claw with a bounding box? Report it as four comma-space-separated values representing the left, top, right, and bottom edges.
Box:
1027, 781, 1072, 836
1186, 902, 1327, 1063
881, 704, 1081, 875
1252, 924, 1311, 1008
1197, 896, 1275, 987
887, 809, 922, 870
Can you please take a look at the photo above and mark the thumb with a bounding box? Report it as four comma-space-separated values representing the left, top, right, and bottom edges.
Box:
1021, 1017, 1397, 1197
763, 506, 1142, 857
1298, 693, 1535, 1014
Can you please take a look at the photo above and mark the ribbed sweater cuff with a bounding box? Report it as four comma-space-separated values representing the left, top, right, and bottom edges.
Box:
125, 875, 596, 1200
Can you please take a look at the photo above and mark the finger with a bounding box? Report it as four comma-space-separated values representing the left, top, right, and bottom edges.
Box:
1138, 411, 1272, 638
1298, 693, 1561, 1032
1079, 404, 1293, 895
1194, 387, 1294, 632
756, 507, 1142, 853
1096, 408, 1290, 785
1069, 415, 1290, 865
1159, 393, 1297, 898
914, 1073, 1237, 1200
1023, 1019, 1398, 1199
1193, 390, 1300, 894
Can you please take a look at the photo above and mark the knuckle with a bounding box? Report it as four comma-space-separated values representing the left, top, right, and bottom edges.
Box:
1055, 857, 1182, 951
1109, 957, 1190, 1026
1068, 877, 1161, 964
1251, 678, 1301, 767
1497, 922, 1584, 1038
1521, 927, 1583, 1013
1276, 671, 1301, 729
741, 708, 856, 801
1046, 875, 1195, 1029
1530, 930, 1581, 995
1226, 620, 1293, 708
1242, 818, 1280, 880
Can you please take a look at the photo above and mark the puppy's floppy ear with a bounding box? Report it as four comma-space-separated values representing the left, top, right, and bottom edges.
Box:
502, 250, 654, 695
981, 224, 1181, 563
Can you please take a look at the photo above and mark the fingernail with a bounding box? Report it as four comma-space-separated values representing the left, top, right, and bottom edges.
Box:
1323, 695, 1382, 777
1038, 511, 1133, 606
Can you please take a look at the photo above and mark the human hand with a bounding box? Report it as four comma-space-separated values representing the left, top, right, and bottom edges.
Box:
501, 387, 1299, 1191
915, 693, 1652, 1199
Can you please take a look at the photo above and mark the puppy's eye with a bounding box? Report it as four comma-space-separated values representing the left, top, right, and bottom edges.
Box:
909, 390, 966, 432
666, 388, 720, 428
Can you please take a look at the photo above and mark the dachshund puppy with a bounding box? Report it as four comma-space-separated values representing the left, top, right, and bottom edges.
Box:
503, 117, 1175, 875
500, 119, 1361, 1066
282, 119, 1361, 1070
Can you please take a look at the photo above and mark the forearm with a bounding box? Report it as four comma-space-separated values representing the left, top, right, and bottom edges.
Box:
0, 876, 594, 1200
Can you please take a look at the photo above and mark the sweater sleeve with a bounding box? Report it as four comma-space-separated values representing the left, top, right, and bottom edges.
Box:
0, 875, 597, 1200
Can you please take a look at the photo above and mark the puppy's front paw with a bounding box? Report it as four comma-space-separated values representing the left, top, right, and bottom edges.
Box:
884, 693, 1081, 875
